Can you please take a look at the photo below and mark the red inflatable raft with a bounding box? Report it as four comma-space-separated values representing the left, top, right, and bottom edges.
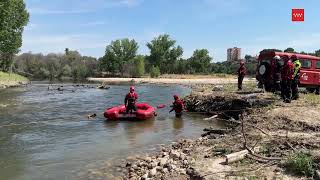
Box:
104, 103, 155, 120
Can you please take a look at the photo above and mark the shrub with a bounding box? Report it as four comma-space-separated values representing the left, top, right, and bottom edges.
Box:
150, 66, 160, 78
285, 152, 314, 177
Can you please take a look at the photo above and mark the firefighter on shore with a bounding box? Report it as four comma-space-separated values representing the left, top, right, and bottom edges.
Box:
169, 95, 185, 118
281, 55, 294, 103
237, 61, 246, 91
273, 55, 282, 92
291, 55, 301, 100
124, 86, 138, 113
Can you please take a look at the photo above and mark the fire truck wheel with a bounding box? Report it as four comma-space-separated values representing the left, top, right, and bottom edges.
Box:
258, 62, 270, 78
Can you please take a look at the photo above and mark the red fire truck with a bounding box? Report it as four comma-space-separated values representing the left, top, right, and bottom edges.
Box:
256, 51, 320, 93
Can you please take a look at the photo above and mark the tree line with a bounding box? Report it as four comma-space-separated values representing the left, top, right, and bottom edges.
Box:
14, 49, 98, 81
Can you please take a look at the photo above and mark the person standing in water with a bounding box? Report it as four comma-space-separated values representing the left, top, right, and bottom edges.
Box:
169, 95, 185, 118
125, 86, 138, 113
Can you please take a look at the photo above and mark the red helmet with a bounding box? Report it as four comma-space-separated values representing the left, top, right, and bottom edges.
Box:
291, 55, 298, 61
130, 86, 135, 92
173, 95, 179, 100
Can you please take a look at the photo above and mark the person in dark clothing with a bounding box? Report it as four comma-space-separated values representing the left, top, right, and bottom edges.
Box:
281, 56, 294, 103
237, 61, 246, 91
291, 55, 301, 100
169, 95, 185, 118
124, 86, 138, 113
273, 56, 282, 93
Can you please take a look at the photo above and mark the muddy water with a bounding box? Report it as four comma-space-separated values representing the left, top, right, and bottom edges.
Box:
0, 82, 223, 180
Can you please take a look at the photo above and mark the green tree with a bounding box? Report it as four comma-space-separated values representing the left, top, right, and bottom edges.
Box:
315, 49, 320, 57
244, 54, 252, 61
0, 0, 29, 71
146, 34, 183, 74
260, 49, 282, 54
62, 64, 72, 77
188, 49, 212, 73
150, 66, 160, 78
284, 47, 295, 53
133, 55, 145, 77
99, 38, 138, 76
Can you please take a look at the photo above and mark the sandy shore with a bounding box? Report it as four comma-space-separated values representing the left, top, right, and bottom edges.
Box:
88, 77, 255, 85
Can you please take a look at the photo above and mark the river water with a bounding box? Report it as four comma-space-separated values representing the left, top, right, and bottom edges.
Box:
0, 82, 222, 180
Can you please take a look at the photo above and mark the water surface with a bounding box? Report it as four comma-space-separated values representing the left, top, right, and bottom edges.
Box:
0, 83, 222, 180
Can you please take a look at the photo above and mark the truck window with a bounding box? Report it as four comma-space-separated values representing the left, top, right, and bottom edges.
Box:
316, 61, 320, 69
301, 59, 312, 68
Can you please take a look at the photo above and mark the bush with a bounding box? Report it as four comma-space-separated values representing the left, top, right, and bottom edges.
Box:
133, 55, 145, 77
150, 66, 160, 78
285, 152, 314, 177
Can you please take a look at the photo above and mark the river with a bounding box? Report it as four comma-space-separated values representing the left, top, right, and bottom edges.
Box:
0, 82, 222, 180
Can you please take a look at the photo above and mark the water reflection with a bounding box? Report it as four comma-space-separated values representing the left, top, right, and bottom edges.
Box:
172, 117, 184, 130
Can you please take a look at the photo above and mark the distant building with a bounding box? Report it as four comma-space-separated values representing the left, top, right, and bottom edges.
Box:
227, 47, 241, 62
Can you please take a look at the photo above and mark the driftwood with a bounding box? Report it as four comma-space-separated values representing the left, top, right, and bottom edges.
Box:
203, 128, 231, 135
203, 115, 218, 121
224, 150, 249, 164
224, 146, 261, 164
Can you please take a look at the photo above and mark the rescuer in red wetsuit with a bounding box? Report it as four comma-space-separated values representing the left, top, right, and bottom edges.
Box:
281, 56, 294, 103
169, 95, 185, 117
237, 61, 247, 91
124, 86, 138, 113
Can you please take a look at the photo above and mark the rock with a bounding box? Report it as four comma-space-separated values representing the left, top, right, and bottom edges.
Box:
180, 153, 186, 160
170, 150, 180, 159
126, 162, 132, 167
159, 158, 168, 166
145, 157, 152, 163
162, 152, 168, 157
167, 164, 176, 171
156, 166, 163, 171
132, 164, 139, 170
162, 168, 169, 174
179, 168, 187, 175
149, 168, 157, 177
182, 148, 191, 154
141, 173, 148, 180
151, 162, 157, 168
183, 160, 188, 165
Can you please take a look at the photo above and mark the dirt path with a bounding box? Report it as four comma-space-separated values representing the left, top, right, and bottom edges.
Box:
87, 77, 254, 85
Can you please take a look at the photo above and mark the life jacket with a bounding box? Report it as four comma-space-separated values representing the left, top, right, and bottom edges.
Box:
293, 60, 301, 79
126, 92, 137, 105
281, 61, 294, 81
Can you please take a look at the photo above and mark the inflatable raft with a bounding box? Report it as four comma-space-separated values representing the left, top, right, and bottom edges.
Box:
104, 103, 155, 120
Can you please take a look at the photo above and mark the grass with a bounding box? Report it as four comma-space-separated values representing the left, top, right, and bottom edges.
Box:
301, 93, 320, 106
0, 71, 28, 87
285, 151, 314, 177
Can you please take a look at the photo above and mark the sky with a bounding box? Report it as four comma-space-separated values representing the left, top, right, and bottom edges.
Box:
22, 0, 320, 62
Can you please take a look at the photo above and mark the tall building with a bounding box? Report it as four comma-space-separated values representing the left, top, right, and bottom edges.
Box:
227, 47, 241, 61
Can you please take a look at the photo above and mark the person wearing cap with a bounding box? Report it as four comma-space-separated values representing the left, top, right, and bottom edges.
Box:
124, 86, 138, 113
291, 55, 301, 100
169, 95, 185, 118
237, 61, 246, 91
273, 55, 282, 92
281, 55, 294, 103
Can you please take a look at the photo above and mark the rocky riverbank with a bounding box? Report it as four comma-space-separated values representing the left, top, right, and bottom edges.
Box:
86, 84, 320, 180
